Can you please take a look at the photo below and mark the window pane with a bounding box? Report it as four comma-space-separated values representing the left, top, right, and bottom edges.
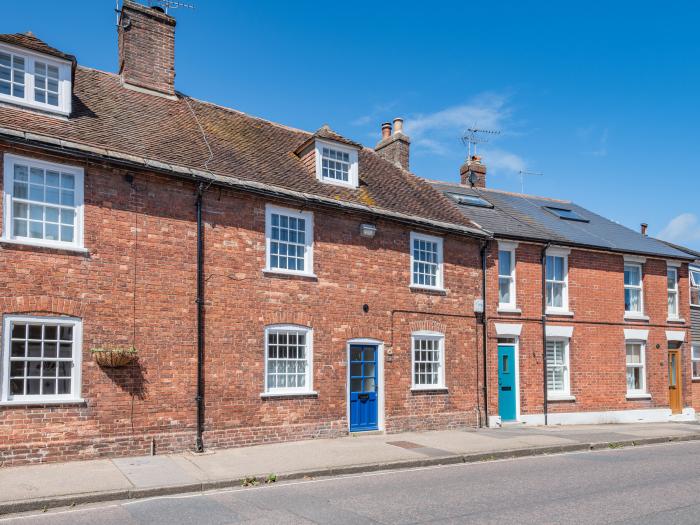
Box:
412, 237, 440, 287
10, 161, 79, 244
624, 265, 640, 286
498, 251, 511, 276
6, 320, 76, 399
625, 289, 641, 313
265, 329, 310, 392
626, 344, 641, 364
498, 277, 511, 304
268, 211, 307, 272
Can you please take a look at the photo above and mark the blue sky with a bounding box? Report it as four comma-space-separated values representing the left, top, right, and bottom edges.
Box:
3, 1, 699, 249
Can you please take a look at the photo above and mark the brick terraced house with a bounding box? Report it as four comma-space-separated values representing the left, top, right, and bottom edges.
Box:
431, 165, 696, 426
0, 1, 696, 466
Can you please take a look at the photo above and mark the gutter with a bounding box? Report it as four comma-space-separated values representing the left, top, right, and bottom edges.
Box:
493, 234, 696, 263
0, 128, 491, 241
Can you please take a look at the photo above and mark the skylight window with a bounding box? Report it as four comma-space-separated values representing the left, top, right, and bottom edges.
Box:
447, 193, 493, 208
544, 206, 589, 222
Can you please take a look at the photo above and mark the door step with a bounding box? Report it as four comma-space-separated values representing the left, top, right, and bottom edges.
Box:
350, 430, 384, 436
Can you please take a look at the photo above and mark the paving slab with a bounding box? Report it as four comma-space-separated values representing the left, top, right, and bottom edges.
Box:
112, 455, 201, 488
0, 459, 132, 503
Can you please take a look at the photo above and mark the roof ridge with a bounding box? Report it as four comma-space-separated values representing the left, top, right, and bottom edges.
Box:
426, 179, 571, 204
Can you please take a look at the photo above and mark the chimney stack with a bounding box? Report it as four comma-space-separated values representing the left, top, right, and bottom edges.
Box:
118, 0, 176, 97
640, 223, 648, 236
375, 117, 411, 170
460, 155, 487, 188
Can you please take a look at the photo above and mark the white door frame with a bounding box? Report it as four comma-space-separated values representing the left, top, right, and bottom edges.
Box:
497, 338, 521, 421
346, 338, 385, 432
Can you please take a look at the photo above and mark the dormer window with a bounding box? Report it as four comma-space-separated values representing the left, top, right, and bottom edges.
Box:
315, 140, 359, 188
0, 44, 71, 115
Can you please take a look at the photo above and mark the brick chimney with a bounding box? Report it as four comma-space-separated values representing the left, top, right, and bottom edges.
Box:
118, 0, 176, 97
460, 155, 487, 188
375, 118, 411, 170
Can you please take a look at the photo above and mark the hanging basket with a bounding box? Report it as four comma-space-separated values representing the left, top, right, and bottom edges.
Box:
91, 347, 138, 368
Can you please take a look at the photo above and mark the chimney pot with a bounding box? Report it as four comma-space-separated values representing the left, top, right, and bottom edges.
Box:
640, 223, 648, 236
375, 117, 410, 170
381, 122, 392, 140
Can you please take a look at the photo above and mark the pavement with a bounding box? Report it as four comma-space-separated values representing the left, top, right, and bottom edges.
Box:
1, 421, 700, 516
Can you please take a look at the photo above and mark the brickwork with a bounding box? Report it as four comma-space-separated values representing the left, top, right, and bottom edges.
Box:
486, 242, 694, 420
0, 143, 484, 465
118, 0, 176, 96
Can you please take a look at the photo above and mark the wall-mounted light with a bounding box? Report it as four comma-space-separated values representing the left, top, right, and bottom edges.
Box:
360, 223, 377, 238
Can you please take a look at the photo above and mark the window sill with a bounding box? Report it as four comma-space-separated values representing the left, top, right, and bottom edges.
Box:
411, 387, 448, 393
497, 307, 522, 314
666, 318, 686, 324
409, 285, 446, 296
0, 238, 89, 255
624, 314, 650, 322
0, 398, 86, 407
260, 391, 318, 399
0, 96, 71, 117
262, 269, 318, 281
546, 309, 574, 317
547, 394, 576, 402
626, 393, 652, 400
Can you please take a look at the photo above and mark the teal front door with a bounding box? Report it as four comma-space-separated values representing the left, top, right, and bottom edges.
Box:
498, 345, 516, 421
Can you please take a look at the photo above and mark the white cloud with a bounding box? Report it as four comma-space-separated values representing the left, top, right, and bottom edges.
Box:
404, 92, 511, 151
394, 92, 526, 176
481, 147, 526, 173
658, 213, 700, 244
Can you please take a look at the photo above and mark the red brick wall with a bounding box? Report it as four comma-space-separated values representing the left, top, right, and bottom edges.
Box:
486, 242, 694, 420
0, 143, 483, 465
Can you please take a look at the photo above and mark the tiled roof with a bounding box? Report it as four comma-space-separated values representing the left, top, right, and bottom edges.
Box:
429, 180, 695, 260
0, 64, 485, 237
0, 33, 76, 65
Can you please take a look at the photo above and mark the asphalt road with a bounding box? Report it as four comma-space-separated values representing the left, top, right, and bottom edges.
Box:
4, 441, 700, 525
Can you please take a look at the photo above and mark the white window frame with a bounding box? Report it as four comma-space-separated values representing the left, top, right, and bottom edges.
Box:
410, 331, 446, 391
690, 266, 700, 307
1, 315, 83, 405
624, 262, 644, 316
667, 266, 680, 320
0, 43, 72, 116
625, 340, 647, 396
545, 337, 570, 399
498, 242, 517, 310
264, 204, 314, 277
409, 231, 444, 291
692, 343, 700, 381
2, 153, 85, 251
545, 247, 571, 315
314, 140, 359, 189
262, 324, 314, 396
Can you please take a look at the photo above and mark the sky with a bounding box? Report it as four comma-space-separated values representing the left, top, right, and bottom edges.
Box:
2, 1, 699, 249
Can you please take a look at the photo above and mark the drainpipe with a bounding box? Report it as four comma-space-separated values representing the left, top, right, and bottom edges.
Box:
541, 243, 551, 426
480, 240, 490, 427
195, 184, 205, 452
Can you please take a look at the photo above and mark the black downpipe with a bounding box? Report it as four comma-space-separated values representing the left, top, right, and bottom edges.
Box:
195, 184, 205, 452
480, 241, 489, 427
541, 243, 551, 426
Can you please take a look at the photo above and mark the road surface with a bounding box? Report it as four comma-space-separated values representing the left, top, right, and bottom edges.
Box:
3, 440, 700, 524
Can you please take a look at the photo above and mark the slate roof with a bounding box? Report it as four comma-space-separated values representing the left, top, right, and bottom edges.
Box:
429, 181, 694, 260
0, 35, 485, 237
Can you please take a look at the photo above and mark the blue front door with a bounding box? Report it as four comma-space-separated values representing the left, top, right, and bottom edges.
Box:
498, 345, 516, 421
349, 344, 378, 431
